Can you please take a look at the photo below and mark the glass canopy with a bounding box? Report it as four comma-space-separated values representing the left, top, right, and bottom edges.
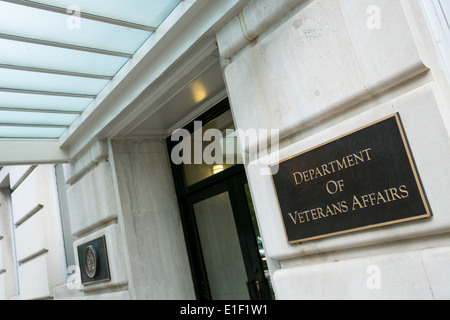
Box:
0, 0, 181, 139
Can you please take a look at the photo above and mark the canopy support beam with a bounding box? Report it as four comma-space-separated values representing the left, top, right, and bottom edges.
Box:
0, 139, 70, 165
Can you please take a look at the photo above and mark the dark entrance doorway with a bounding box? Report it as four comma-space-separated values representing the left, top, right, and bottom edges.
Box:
167, 99, 273, 300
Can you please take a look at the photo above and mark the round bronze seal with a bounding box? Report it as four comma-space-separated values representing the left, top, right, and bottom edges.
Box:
84, 245, 98, 278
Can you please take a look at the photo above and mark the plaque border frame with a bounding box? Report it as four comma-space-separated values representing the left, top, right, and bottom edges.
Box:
269, 113, 432, 244
77, 235, 111, 285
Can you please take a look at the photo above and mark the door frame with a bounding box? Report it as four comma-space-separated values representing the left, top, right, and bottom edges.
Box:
167, 100, 272, 300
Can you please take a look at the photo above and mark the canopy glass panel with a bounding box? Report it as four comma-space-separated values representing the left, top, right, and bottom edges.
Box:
0, 0, 181, 139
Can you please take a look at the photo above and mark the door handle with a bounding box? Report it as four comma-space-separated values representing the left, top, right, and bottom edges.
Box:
246, 280, 262, 300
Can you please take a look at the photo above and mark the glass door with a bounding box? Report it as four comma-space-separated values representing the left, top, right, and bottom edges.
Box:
192, 190, 250, 300
182, 169, 273, 300
168, 99, 273, 300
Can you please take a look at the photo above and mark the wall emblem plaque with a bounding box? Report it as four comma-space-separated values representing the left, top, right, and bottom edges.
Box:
270, 114, 431, 244
77, 235, 111, 285
84, 245, 98, 278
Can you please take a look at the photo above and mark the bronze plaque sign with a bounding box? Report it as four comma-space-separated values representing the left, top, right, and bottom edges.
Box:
270, 114, 431, 244
77, 235, 111, 285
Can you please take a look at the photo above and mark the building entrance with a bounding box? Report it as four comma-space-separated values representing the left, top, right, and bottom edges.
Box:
168, 99, 273, 300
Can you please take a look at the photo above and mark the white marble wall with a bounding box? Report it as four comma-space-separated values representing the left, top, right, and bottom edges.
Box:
218, 0, 450, 299
220, 0, 429, 151
111, 138, 195, 300
66, 161, 118, 237
0, 165, 65, 300
55, 138, 195, 300
58, 140, 130, 299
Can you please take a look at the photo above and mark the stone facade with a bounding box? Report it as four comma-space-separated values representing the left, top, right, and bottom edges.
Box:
0, 165, 65, 300
0, 0, 449, 300
218, 0, 450, 299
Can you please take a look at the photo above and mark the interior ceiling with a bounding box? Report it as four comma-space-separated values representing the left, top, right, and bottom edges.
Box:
117, 49, 227, 139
